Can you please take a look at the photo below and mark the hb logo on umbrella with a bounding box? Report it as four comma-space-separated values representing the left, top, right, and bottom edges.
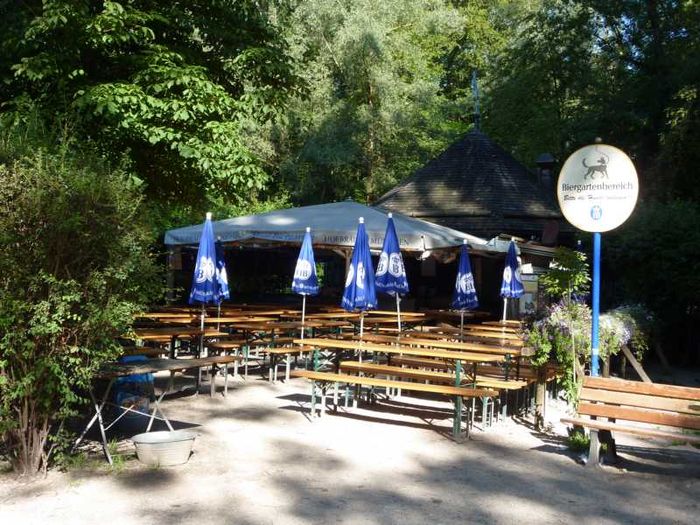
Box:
195, 257, 215, 283
376, 253, 404, 277
356, 262, 366, 289
294, 259, 313, 280
345, 264, 355, 287
502, 266, 522, 284
457, 273, 476, 294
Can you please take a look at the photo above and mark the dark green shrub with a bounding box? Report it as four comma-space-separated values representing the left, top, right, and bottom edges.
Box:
0, 131, 160, 475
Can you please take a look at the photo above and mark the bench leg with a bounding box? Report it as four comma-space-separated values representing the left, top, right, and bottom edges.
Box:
453, 396, 463, 441
310, 380, 317, 418
587, 429, 601, 467
600, 429, 619, 464
91, 387, 113, 465
210, 364, 216, 397
224, 363, 229, 396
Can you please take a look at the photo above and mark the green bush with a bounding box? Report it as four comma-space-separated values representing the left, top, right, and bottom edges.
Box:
565, 430, 590, 453
0, 130, 160, 475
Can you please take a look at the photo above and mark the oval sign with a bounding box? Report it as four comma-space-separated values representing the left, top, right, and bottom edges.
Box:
557, 144, 639, 232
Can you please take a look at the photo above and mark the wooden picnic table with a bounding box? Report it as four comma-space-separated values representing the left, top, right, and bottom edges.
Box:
482, 320, 522, 328
135, 312, 197, 320
294, 337, 504, 364
365, 310, 425, 318
132, 327, 228, 339
398, 330, 526, 348
421, 309, 491, 321
349, 333, 522, 358
466, 324, 521, 334
302, 312, 363, 320
200, 316, 277, 324
460, 328, 523, 341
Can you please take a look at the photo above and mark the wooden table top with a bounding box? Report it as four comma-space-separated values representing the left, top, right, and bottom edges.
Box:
345, 333, 521, 357
295, 338, 505, 363
97, 356, 241, 378
132, 327, 228, 339
304, 312, 362, 319
365, 310, 425, 318
467, 324, 520, 334
462, 328, 522, 341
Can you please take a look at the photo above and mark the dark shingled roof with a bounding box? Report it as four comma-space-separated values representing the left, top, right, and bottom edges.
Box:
374, 131, 566, 240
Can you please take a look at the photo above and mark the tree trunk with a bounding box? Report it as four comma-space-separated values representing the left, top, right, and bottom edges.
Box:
534, 367, 547, 430
9, 397, 50, 476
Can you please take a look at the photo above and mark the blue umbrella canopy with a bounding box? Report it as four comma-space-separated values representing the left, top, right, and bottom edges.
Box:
500, 240, 524, 299
341, 218, 377, 312
375, 213, 409, 297
292, 228, 319, 296
214, 239, 230, 303
189, 213, 224, 304
452, 241, 479, 310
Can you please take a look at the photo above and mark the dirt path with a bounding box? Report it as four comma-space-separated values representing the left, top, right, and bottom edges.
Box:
1, 376, 698, 524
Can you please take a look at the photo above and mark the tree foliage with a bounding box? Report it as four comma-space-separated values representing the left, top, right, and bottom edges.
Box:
540, 246, 590, 302
2, 0, 297, 213
606, 200, 700, 361
0, 125, 160, 475
274, 0, 503, 203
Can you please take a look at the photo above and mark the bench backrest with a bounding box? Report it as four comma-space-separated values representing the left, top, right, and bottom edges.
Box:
579, 376, 700, 431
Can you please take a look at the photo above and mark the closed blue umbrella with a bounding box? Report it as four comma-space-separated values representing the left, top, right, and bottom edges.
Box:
189, 213, 221, 305
189, 213, 223, 388
292, 227, 319, 340
375, 213, 409, 332
342, 217, 377, 342
500, 239, 524, 321
451, 240, 479, 337
215, 239, 230, 303
214, 239, 230, 330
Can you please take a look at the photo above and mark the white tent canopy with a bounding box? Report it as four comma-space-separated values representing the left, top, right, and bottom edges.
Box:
164, 201, 501, 254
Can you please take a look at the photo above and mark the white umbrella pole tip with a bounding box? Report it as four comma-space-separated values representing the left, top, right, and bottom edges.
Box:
306, 227, 311, 233
463, 239, 467, 245
387, 212, 393, 218
206, 212, 213, 220
359, 217, 364, 224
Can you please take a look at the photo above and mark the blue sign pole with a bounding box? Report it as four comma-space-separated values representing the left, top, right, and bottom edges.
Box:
591, 232, 601, 376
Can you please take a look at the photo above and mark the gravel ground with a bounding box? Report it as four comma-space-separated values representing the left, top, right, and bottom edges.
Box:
1, 371, 698, 525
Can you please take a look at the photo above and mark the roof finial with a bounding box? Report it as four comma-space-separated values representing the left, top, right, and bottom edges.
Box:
471, 70, 481, 132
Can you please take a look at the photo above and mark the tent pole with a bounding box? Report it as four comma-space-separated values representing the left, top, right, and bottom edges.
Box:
396, 294, 402, 334
198, 304, 205, 391
460, 311, 465, 342
358, 313, 364, 363
301, 295, 307, 341
502, 298, 508, 322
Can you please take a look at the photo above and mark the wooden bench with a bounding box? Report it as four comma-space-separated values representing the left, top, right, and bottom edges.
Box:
119, 346, 165, 357
561, 376, 700, 467
339, 361, 528, 391
290, 369, 497, 439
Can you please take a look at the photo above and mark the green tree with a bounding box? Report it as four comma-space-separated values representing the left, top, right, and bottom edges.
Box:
540, 246, 590, 303
1, 1, 297, 215
0, 125, 160, 475
606, 200, 700, 364
275, 0, 488, 204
